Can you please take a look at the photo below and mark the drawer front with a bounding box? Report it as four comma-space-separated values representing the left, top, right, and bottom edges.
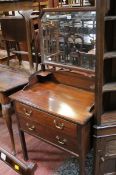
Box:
15, 101, 77, 138
18, 115, 79, 154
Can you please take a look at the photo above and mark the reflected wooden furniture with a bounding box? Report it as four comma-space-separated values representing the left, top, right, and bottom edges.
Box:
50, 0, 95, 7
94, 0, 116, 174
11, 69, 95, 175
0, 64, 28, 154
0, 147, 37, 175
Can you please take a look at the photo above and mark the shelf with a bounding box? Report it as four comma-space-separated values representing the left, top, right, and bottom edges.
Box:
104, 52, 116, 60
103, 82, 116, 92
104, 16, 116, 21
101, 111, 116, 125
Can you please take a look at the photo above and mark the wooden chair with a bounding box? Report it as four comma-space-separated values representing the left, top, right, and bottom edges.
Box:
0, 147, 37, 175
0, 10, 41, 72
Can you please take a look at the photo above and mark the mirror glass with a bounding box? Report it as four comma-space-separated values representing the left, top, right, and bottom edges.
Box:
41, 11, 96, 70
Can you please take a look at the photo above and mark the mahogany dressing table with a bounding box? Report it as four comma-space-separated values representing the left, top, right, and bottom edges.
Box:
10, 7, 96, 175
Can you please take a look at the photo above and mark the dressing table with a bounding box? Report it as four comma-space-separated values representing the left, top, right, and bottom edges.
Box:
11, 7, 96, 175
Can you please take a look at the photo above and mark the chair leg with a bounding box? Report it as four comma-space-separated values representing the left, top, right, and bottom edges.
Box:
31, 39, 40, 71
16, 42, 22, 65
2, 103, 16, 155
5, 41, 10, 65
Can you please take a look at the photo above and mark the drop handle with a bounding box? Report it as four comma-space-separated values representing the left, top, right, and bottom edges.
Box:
26, 123, 35, 131
24, 108, 32, 117
54, 119, 64, 130
56, 136, 67, 145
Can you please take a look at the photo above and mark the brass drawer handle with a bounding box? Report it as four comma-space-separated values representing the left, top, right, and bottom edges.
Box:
23, 108, 32, 117
54, 119, 64, 130
26, 123, 35, 131
56, 136, 67, 145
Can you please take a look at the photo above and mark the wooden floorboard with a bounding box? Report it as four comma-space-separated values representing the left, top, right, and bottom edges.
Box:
0, 114, 70, 175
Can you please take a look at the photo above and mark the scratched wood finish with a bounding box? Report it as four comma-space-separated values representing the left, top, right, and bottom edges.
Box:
0, 64, 28, 93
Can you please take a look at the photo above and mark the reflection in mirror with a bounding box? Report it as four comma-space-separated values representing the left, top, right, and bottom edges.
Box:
41, 11, 96, 70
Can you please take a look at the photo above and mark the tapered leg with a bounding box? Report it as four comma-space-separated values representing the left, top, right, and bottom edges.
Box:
18, 130, 28, 161
2, 103, 16, 155
79, 153, 86, 175
5, 41, 10, 66
16, 42, 22, 65
94, 138, 104, 175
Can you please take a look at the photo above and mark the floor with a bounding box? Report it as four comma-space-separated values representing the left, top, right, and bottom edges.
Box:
0, 113, 70, 175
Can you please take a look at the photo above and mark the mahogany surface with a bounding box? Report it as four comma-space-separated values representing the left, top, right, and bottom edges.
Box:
11, 81, 94, 124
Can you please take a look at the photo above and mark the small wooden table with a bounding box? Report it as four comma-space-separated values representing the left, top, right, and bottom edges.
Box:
0, 64, 28, 154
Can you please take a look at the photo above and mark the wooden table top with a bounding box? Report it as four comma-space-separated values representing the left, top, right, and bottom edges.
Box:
0, 64, 29, 93
11, 81, 94, 124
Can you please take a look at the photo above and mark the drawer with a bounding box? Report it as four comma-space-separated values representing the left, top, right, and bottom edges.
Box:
15, 101, 77, 138
18, 115, 79, 154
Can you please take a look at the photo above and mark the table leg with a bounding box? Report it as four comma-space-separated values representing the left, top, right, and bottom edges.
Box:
19, 130, 28, 161
79, 153, 86, 175
2, 103, 16, 155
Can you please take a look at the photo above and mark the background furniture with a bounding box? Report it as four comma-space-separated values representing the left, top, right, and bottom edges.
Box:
0, 11, 40, 72
0, 1, 33, 12
0, 64, 28, 154
94, 0, 116, 174
0, 147, 37, 175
